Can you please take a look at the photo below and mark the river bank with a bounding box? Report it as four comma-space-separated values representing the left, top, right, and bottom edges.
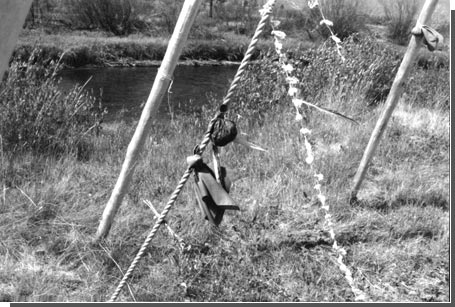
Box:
15, 29, 313, 68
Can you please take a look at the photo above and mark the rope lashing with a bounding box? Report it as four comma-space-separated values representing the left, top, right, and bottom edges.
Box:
108, 0, 276, 302
411, 24, 443, 51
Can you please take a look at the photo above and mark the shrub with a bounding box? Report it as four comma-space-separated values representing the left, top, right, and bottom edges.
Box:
24, 0, 58, 28
235, 34, 448, 112
152, 0, 185, 34
276, 9, 314, 39
230, 55, 288, 121
405, 64, 449, 110
0, 49, 105, 157
310, 0, 367, 40
382, 0, 419, 45
291, 35, 402, 106
68, 0, 144, 36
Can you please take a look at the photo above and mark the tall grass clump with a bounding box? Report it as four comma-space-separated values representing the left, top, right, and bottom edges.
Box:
152, 0, 185, 35
234, 34, 448, 112
291, 35, 402, 106
68, 0, 146, 35
228, 35, 399, 117
0, 49, 104, 158
381, 0, 419, 45
229, 56, 287, 121
275, 9, 312, 37
309, 0, 366, 41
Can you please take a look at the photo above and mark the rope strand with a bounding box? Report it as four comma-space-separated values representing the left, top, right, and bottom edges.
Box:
108, 168, 192, 302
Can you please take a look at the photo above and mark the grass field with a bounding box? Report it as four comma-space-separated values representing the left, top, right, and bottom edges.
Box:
0, 28, 450, 301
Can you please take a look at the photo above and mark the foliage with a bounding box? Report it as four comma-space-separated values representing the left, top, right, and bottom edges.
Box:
283, 35, 401, 106
310, 0, 367, 41
381, 0, 419, 45
68, 0, 146, 36
234, 34, 449, 111
229, 55, 287, 121
275, 8, 315, 40
0, 49, 105, 157
24, 0, 59, 28
151, 0, 185, 35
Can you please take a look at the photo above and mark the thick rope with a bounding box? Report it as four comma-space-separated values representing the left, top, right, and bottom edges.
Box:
108, 0, 276, 302
109, 169, 192, 301
197, 0, 276, 155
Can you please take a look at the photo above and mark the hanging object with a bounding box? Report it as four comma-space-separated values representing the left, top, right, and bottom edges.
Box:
211, 116, 238, 147
192, 160, 238, 226
411, 24, 443, 51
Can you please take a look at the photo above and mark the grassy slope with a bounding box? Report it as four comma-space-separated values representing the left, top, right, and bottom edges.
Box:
0, 75, 449, 301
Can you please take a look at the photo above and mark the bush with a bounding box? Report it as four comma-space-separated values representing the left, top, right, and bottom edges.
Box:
69, 0, 144, 35
382, 0, 419, 45
24, 0, 58, 29
152, 0, 185, 35
230, 56, 288, 121
0, 49, 105, 157
290, 35, 402, 106
310, 0, 367, 40
276, 9, 314, 39
406, 63, 449, 110
235, 34, 448, 111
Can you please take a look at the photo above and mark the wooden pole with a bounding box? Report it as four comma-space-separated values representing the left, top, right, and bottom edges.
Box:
350, 0, 439, 201
95, 0, 203, 241
0, 0, 33, 79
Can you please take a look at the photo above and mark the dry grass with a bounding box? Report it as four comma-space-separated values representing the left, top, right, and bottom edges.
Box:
0, 33, 450, 302
0, 96, 449, 302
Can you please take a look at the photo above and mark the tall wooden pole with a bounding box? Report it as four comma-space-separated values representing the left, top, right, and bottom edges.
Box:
0, 0, 33, 79
95, 0, 203, 241
350, 0, 439, 201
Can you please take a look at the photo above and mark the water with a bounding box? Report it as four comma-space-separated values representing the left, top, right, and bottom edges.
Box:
58, 65, 239, 121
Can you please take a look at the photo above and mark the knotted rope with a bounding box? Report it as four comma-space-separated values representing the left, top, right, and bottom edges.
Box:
108, 0, 276, 301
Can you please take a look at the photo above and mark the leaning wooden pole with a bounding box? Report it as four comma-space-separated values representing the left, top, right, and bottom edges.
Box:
0, 0, 33, 78
350, 0, 439, 201
95, 0, 203, 242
